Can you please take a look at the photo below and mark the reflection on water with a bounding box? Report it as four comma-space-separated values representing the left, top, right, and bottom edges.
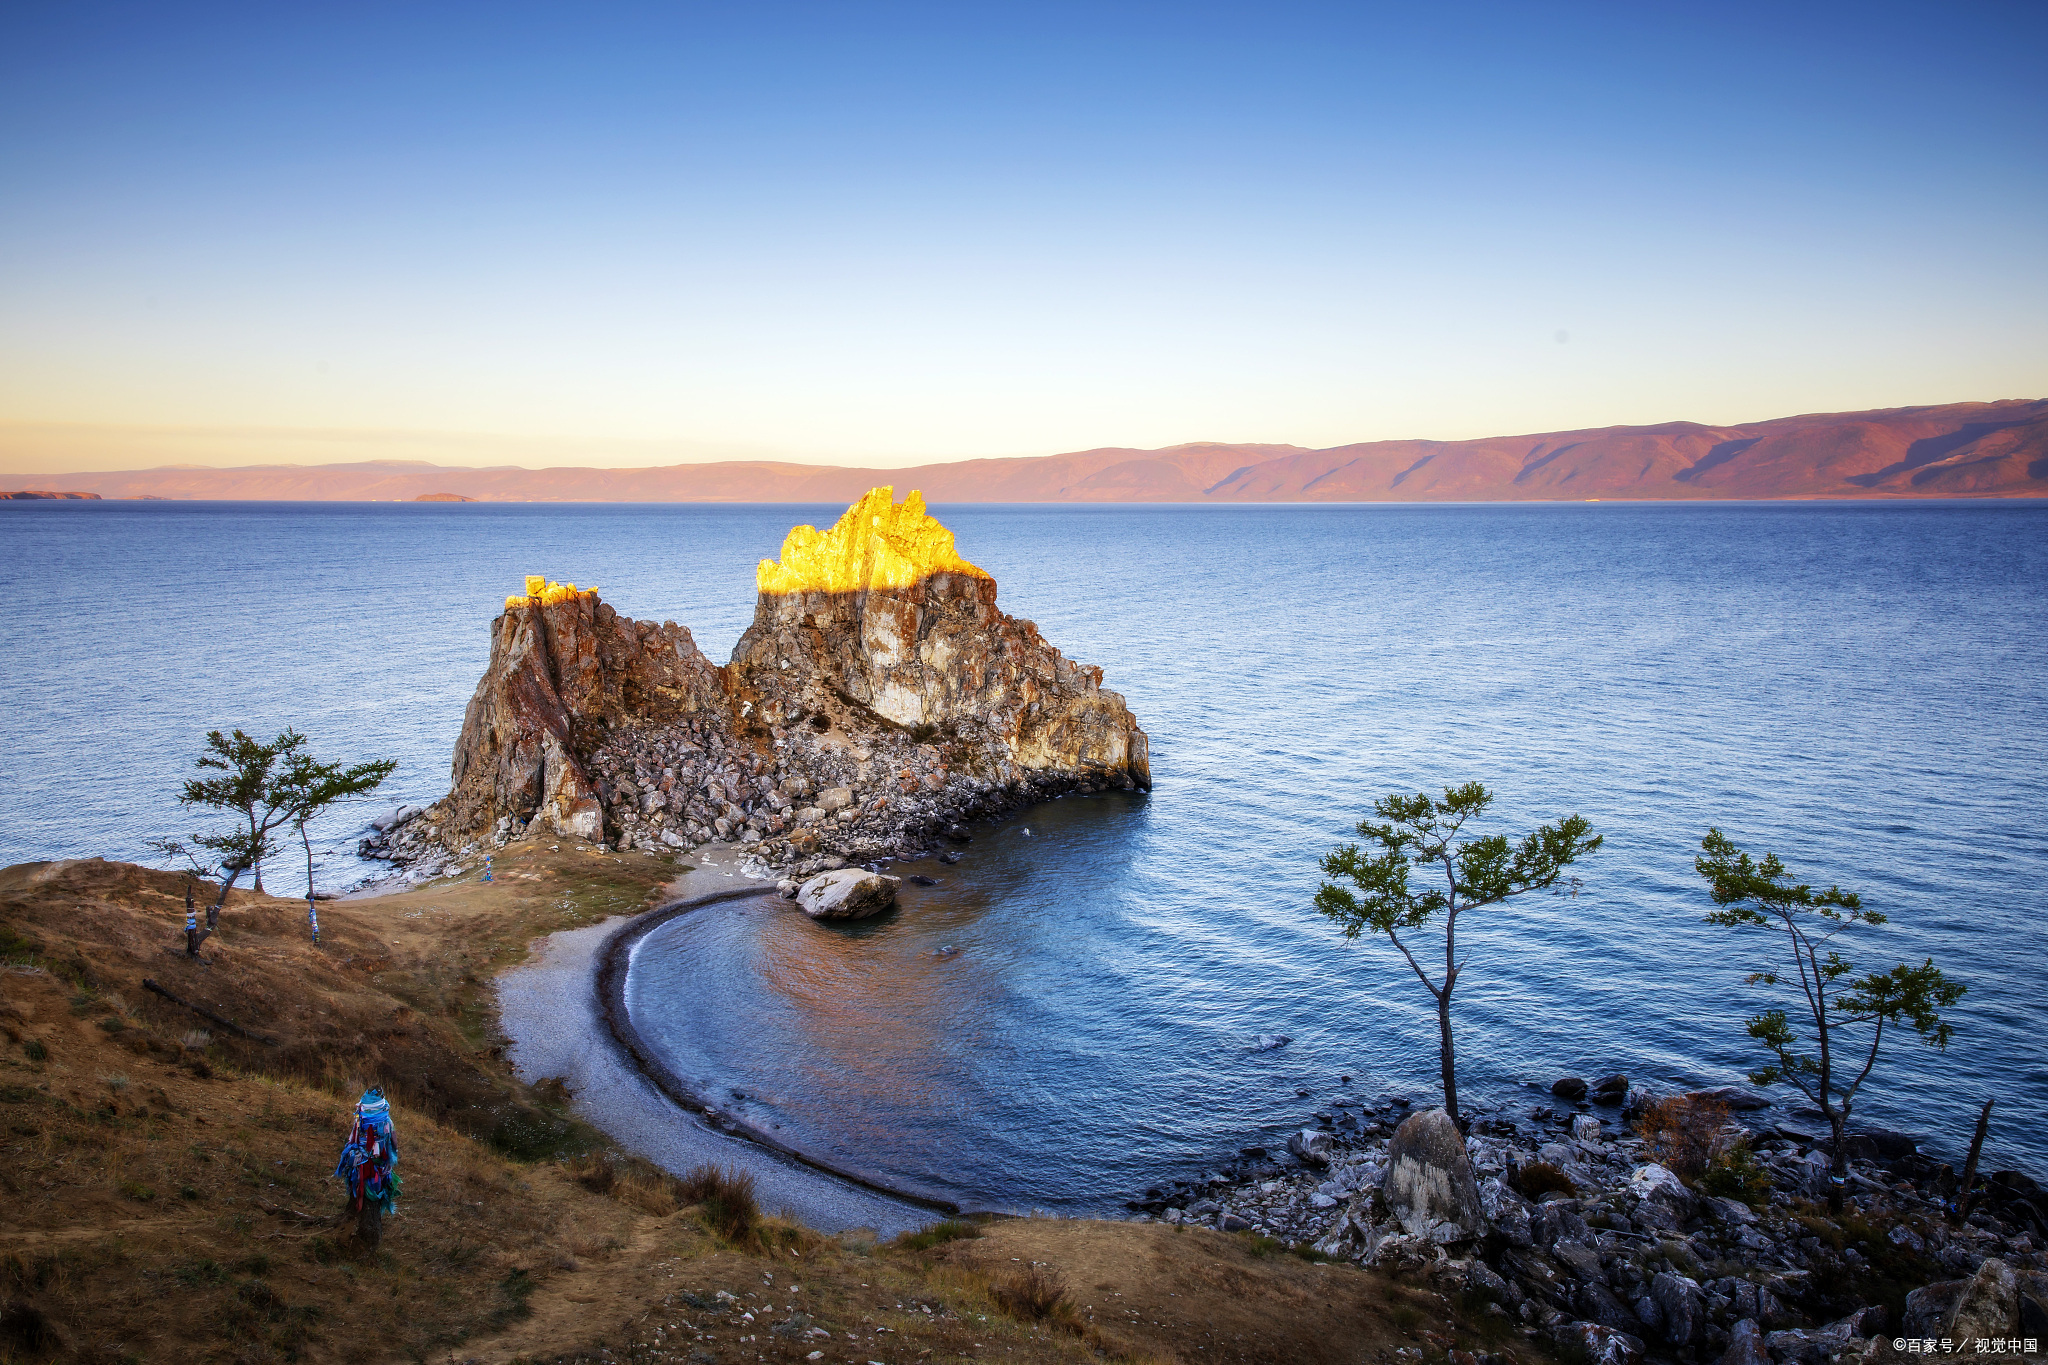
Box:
627, 793, 1179, 1212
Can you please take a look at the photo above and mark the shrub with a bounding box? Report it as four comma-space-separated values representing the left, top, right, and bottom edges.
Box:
1637, 1094, 1731, 1181
1699, 1140, 1773, 1208
989, 1264, 1068, 1321
0, 1301, 61, 1356
679, 1164, 758, 1240
1514, 1160, 1577, 1199
22, 1040, 46, 1063
563, 1152, 680, 1216
894, 1220, 982, 1253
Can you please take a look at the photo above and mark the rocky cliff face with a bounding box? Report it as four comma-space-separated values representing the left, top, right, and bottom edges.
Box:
368, 489, 1150, 878
730, 487, 1150, 791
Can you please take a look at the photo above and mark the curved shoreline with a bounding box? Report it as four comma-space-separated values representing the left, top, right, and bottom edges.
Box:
596, 887, 975, 1217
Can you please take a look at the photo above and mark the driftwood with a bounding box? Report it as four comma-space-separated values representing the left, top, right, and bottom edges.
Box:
257, 1199, 338, 1226
141, 978, 276, 1045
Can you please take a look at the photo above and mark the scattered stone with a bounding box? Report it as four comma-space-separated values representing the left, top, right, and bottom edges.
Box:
1554, 1321, 1644, 1365
1552, 1077, 1588, 1102
1287, 1129, 1334, 1166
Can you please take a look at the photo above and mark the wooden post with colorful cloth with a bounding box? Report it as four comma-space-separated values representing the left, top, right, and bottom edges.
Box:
333, 1088, 401, 1250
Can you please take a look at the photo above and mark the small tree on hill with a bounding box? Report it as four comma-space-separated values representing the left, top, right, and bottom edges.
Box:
1696, 828, 1965, 1211
175, 728, 395, 938
181, 728, 309, 898
1315, 783, 1601, 1121
277, 750, 397, 941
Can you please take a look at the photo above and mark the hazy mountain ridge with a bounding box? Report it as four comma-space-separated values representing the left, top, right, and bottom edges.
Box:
18, 401, 2046, 502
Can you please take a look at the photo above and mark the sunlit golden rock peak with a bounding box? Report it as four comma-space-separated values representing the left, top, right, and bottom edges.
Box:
503, 576, 594, 611
756, 487, 989, 596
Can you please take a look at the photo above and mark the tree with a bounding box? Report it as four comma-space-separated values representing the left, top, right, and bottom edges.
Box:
276, 750, 397, 941
180, 728, 310, 898
1315, 783, 1601, 1121
175, 728, 395, 939
1696, 828, 1965, 1211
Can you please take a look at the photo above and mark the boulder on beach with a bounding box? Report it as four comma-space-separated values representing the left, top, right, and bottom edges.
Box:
1590, 1073, 1629, 1102
1287, 1128, 1334, 1165
797, 868, 900, 920
1551, 1076, 1588, 1102
1687, 1085, 1772, 1112
1384, 1107, 1488, 1239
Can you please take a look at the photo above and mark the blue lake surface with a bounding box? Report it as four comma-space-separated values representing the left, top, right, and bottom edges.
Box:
4, 499, 2044, 1208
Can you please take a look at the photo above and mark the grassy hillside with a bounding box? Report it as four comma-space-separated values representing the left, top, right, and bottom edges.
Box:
0, 855, 1510, 1365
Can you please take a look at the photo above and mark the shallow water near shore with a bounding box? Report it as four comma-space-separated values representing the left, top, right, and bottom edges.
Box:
5, 499, 2046, 1202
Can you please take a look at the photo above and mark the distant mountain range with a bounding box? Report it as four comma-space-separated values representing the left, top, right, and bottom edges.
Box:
18, 400, 2047, 503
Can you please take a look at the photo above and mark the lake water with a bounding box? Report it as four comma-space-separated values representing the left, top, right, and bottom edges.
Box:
4, 499, 2044, 1206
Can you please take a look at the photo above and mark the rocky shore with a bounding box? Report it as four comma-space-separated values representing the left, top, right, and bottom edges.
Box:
1125, 1084, 2045, 1365
361, 487, 1149, 883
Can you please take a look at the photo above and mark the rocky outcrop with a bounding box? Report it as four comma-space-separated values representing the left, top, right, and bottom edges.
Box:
1131, 1087, 2044, 1365
437, 584, 727, 845
729, 487, 1150, 792
366, 489, 1151, 877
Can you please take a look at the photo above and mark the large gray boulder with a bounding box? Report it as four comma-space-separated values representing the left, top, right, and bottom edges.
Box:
796, 869, 900, 920
1949, 1259, 2019, 1341
1384, 1107, 1488, 1239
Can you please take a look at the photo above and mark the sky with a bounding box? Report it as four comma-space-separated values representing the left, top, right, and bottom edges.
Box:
3, 1, 2045, 474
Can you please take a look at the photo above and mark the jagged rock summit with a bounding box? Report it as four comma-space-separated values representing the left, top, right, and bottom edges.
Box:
371, 488, 1150, 878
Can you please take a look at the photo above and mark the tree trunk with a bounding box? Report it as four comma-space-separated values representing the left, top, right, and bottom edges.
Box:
206, 865, 242, 931
1826, 1108, 1848, 1213
301, 823, 319, 942
1438, 991, 1459, 1123
355, 1198, 383, 1252
1954, 1100, 1993, 1223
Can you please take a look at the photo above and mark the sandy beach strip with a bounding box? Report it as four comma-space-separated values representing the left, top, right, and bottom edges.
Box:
495, 856, 934, 1237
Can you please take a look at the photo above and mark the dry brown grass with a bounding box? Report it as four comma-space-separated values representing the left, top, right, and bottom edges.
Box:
1638, 1093, 1733, 1180
0, 854, 1570, 1365
677, 1162, 760, 1240
991, 1262, 1072, 1319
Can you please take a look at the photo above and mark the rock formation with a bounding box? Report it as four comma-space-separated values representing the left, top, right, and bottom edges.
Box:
366, 489, 1150, 878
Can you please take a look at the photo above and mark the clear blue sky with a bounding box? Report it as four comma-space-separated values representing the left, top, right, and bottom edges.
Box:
3, 1, 2044, 470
